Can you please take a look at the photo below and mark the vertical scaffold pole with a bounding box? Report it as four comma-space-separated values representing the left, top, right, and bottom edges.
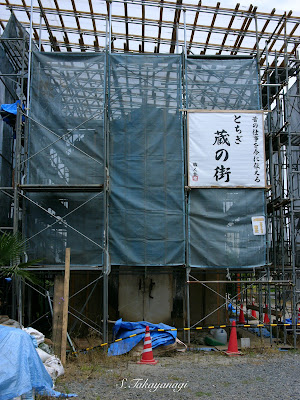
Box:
176, 22, 179, 54
14, 107, 22, 324
102, 49, 110, 344
109, 1, 112, 54
26, 0, 34, 116
39, 13, 42, 51
186, 267, 191, 345
105, 17, 108, 50
254, 12, 262, 107
183, 9, 187, 60
265, 43, 273, 345
284, 15, 297, 349
181, 48, 190, 344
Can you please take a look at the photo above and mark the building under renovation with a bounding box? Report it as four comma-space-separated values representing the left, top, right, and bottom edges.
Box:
0, 0, 299, 347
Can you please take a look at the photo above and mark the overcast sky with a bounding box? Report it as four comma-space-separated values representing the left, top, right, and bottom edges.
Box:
206, 0, 300, 13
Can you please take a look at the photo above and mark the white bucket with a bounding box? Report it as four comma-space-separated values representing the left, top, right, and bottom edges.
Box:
212, 328, 227, 344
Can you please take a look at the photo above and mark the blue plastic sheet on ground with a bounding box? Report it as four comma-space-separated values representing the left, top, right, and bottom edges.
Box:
108, 319, 177, 356
187, 347, 217, 352
0, 325, 77, 400
248, 327, 273, 338
228, 317, 273, 338
227, 303, 236, 314
229, 317, 272, 338
0, 100, 25, 127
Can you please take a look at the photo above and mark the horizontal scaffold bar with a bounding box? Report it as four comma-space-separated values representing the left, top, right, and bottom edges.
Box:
19, 184, 104, 192
187, 280, 293, 285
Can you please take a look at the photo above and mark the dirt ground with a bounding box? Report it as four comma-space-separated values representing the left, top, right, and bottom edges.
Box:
55, 345, 300, 400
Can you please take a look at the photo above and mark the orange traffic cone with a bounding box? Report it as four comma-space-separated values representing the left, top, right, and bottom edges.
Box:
137, 326, 158, 365
251, 301, 257, 318
264, 305, 270, 324
226, 321, 241, 356
239, 304, 245, 324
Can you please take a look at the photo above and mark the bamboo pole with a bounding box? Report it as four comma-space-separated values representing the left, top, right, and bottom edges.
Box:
61, 248, 70, 365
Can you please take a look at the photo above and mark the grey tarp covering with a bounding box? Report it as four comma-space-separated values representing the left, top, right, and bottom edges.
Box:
25, 53, 267, 269
186, 58, 266, 268
109, 55, 185, 265
0, 14, 28, 229
0, 85, 13, 229
287, 81, 300, 135
189, 189, 266, 268
186, 58, 260, 111
0, 13, 30, 96
26, 52, 105, 266
288, 82, 300, 262
26, 192, 103, 266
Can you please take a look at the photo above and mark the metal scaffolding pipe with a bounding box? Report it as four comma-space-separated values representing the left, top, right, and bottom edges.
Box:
26, 0, 34, 116
187, 280, 293, 284
39, 13, 42, 51
183, 9, 187, 60
284, 14, 298, 349
109, 1, 112, 54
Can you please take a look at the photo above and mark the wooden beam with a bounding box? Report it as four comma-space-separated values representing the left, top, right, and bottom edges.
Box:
7, 16, 297, 47
79, 36, 86, 52
88, 0, 99, 50
260, 11, 293, 65
268, 10, 293, 53
157, 0, 164, 53
142, 2, 145, 53
233, 6, 257, 55
217, 3, 239, 55
252, 7, 275, 53
231, 4, 254, 55
52, 274, 64, 358
2, 0, 300, 23
270, 22, 300, 68
170, 0, 182, 53
19, 32, 296, 56
188, 0, 201, 55
36, 0, 59, 51
61, 248, 70, 365
70, 0, 85, 52
53, 0, 71, 51
63, 35, 72, 52
2, 3, 298, 49
202, 2, 220, 55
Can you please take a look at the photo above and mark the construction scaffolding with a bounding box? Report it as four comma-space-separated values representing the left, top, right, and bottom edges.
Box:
0, 2, 299, 350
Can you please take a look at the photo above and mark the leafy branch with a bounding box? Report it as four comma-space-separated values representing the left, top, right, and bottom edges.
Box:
0, 233, 41, 283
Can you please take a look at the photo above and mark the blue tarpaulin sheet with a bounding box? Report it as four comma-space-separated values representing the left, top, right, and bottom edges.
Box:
1, 101, 19, 115
108, 319, 177, 356
228, 303, 237, 314
0, 325, 76, 400
248, 327, 273, 338
0, 100, 25, 127
229, 317, 272, 338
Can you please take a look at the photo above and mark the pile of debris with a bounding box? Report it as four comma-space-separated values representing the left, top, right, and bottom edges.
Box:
0, 315, 76, 400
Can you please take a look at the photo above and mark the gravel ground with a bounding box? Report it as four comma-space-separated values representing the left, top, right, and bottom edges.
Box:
56, 350, 300, 400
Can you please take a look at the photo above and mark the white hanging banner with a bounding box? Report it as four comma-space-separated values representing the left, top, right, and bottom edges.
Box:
188, 111, 266, 188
